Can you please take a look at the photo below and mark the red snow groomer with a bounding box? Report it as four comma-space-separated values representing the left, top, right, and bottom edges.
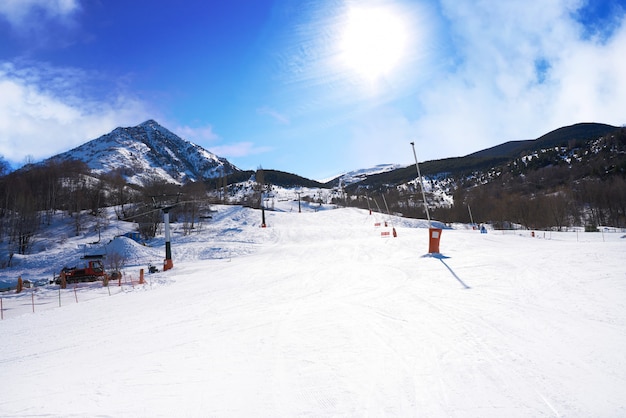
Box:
56, 260, 106, 284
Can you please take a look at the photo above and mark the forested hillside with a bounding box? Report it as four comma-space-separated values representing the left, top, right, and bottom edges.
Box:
345, 126, 626, 230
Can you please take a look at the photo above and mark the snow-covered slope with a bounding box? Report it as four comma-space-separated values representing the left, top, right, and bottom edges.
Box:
325, 163, 406, 185
1, 205, 625, 416
49, 119, 239, 186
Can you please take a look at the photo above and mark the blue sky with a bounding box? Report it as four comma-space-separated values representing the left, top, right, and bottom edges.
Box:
1, 0, 625, 180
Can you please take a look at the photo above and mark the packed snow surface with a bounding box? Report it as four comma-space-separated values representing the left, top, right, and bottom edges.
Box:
1, 203, 625, 417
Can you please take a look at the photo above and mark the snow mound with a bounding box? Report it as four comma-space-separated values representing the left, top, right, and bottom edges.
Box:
104, 236, 162, 268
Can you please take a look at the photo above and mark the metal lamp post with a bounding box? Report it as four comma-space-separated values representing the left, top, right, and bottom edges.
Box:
410, 142, 431, 228
410, 142, 442, 254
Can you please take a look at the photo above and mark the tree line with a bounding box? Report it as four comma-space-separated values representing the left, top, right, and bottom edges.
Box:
0, 158, 216, 268
342, 173, 626, 231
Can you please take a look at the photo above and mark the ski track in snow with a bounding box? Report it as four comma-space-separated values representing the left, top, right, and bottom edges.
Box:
0, 204, 625, 417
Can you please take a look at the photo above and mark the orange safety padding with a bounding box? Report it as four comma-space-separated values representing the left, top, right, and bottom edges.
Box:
428, 228, 442, 253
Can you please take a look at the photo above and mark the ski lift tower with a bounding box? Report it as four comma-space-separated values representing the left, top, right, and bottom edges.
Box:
152, 193, 181, 271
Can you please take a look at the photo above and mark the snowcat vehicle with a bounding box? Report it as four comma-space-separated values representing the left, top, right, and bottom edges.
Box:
56, 260, 106, 284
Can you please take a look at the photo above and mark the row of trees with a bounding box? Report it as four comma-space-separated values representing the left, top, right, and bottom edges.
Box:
0, 159, 93, 266
353, 176, 626, 230
348, 174, 626, 230
444, 158, 626, 230
0, 158, 217, 267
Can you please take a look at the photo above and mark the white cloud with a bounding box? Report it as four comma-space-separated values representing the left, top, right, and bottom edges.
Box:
549, 22, 626, 126
210, 142, 273, 159
0, 61, 153, 165
175, 124, 220, 144
404, 0, 626, 157
257, 106, 290, 125
173, 124, 275, 165
0, 0, 79, 28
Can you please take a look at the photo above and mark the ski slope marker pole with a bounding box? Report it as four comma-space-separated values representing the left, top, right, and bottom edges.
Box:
381, 194, 397, 237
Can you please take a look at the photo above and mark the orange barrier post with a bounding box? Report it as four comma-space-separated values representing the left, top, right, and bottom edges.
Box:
139, 269, 145, 284
164, 259, 173, 271
16, 277, 23, 294
428, 228, 442, 254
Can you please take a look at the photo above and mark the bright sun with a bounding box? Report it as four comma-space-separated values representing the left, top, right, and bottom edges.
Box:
339, 5, 409, 82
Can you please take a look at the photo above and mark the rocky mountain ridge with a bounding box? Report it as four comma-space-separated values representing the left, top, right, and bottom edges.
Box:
48, 119, 239, 186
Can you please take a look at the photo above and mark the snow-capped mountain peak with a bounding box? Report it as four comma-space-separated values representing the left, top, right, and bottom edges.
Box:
49, 120, 239, 186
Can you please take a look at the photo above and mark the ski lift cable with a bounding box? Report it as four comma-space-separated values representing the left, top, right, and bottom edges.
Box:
119, 199, 204, 222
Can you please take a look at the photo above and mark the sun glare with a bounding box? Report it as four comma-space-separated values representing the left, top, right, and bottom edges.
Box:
339, 5, 409, 82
